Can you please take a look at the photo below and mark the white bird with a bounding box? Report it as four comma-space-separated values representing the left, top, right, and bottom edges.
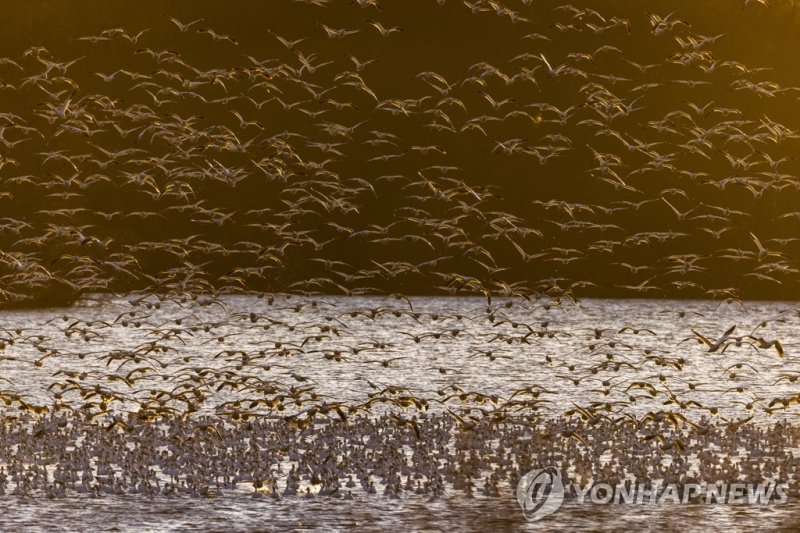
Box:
539, 54, 564, 77
169, 17, 203, 32
687, 325, 737, 352
661, 197, 696, 221
749, 232, 769, 260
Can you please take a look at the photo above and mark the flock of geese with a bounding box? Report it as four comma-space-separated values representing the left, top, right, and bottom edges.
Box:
0, 0, 797, 501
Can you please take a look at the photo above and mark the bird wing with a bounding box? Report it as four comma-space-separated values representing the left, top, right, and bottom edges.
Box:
690, 328, 713, 347
749, 231, 765, 253
539, 53, 553, 72
718, 325, 737, 346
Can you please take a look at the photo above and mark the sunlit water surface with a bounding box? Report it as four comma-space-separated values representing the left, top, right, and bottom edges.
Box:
1, 295, 799, 530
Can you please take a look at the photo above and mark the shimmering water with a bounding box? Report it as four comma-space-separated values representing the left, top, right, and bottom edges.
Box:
2, 495, 799, 533
0, 296, 799, 530
0, 295, 796, 422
